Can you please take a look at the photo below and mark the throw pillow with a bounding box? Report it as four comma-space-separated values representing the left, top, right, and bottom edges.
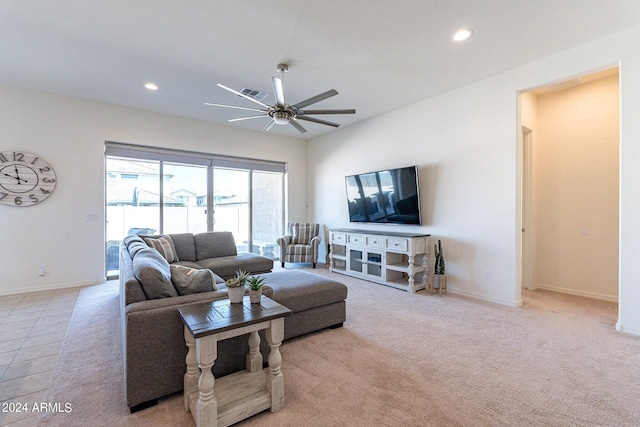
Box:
170, 265, 218, 296
133, 248, 178, 299
144, 236, 179, 263
291, 223, 314, 244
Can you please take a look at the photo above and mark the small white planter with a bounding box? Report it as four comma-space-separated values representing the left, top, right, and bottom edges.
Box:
227, 286, 245, 303
249, 288, 262, 304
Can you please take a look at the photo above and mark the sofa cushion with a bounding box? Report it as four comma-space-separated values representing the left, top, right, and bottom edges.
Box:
195, 232, 237, 259
283, 244, 313, 256
133, 248, 178, 299
196, 253, 273, 279
124, 235, 148, 257
128, 241, 149, 258
170, 265, 218, 295
167, 233, 197, 262
144, 236, 179, 263
123, 234, 145, 246
258, 270, 347, 312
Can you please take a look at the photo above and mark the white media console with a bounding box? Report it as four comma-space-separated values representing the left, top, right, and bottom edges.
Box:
329, 228, 430, 293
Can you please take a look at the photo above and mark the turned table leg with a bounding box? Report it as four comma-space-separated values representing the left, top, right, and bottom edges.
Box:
184, 327, 199, 412
246, 330, 262, 372
265, 318, 285, 412
196, 336, 218, 427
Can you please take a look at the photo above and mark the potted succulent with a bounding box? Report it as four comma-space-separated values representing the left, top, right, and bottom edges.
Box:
433, 239, 447, 294
225, 270, 249, 303
248, 275, 266, 304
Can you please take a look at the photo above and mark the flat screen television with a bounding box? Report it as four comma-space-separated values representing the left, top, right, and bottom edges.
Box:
345, 165, 422, 225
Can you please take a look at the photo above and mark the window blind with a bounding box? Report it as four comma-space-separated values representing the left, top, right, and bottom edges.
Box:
104, 141, 286, 173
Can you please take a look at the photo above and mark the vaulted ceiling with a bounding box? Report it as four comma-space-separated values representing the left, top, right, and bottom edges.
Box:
2, 1, 640, 138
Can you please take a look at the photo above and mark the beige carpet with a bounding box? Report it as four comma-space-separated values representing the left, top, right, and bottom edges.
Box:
40, 268, 640, 426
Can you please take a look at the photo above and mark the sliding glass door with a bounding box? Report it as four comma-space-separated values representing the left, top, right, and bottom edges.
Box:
213, 168, 249, 251
106, 158, 160, 276
212, 168, 284, 258
252, 170, 284, 259
105, 142, 286, 278
162, 163, 208, 234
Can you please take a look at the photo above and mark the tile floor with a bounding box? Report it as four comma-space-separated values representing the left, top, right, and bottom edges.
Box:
0, 287, 80, 427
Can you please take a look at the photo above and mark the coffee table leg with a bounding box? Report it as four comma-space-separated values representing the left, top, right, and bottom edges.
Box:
184, 327, 199, 412
265, 317, 285, 412
196, 336, 218, 427
246, 330, 262, 372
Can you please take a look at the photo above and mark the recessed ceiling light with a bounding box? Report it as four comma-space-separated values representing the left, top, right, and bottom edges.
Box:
451, 28, 474, 42
144, 82, 158, 91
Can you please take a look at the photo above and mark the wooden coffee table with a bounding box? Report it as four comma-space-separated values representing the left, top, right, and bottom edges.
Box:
178, 296, 292, 427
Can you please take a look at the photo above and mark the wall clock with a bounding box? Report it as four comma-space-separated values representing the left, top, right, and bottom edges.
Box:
0, 151, 57, 207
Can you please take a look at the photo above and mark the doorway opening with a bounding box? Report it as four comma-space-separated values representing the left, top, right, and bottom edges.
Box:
519, 67, 619, 303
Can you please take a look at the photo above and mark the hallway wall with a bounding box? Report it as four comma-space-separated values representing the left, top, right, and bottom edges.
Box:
534, 74, 619, 300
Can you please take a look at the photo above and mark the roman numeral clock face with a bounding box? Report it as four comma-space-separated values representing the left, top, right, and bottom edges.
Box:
0, 151, 57, 207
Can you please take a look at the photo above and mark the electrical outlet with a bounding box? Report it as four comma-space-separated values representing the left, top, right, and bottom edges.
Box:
483, 270, 491, 281
38, 265, 47, 276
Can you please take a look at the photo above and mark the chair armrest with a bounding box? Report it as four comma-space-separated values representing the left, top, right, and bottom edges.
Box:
277, 235, 292, 250
310, 235, 321, 248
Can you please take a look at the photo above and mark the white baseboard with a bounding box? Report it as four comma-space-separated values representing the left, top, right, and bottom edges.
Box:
0, 279, 105, 297
535, 283, 618, 303
446, 288, 523, 308
616, 321, 640, 337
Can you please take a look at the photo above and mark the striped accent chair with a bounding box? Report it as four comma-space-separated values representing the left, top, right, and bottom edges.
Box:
277, 223, 321, 268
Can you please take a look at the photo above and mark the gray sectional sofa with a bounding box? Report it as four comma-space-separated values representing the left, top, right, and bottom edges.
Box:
119, 231, 347, 411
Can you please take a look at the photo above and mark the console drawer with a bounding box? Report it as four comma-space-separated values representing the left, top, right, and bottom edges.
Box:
365, 235, 384, 248
386, 237, 408, 252
332, 232, 346, 244
348, 234, 365, 245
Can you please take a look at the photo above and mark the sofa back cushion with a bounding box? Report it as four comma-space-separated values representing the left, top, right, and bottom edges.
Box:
167, 233, 197, 262
195, 232, 237, 260
133, 248, 178, 299
124, 235, 148, 258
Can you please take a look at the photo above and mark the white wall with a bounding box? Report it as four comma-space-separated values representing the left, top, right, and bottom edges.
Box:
535, 75, 619, 301
0, 85, 307, 295
309, 24, 640, 335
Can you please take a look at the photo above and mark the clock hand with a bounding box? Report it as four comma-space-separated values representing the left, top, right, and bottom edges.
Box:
3, 170, 28, 184
2, 172, 27, 183
12, 165, 27, 185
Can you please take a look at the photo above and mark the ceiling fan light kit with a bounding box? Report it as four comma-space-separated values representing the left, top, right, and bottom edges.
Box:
205, 64, 355, 134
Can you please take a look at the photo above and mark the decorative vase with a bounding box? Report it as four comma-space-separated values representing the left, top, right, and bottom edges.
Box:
249, 288, 262, 304
227, 286, 245, 303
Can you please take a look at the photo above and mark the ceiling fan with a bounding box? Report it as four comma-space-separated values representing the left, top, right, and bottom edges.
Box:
205, 64, 355, 134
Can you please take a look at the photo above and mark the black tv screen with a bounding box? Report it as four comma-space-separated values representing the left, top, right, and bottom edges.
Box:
345, 165, 422, 225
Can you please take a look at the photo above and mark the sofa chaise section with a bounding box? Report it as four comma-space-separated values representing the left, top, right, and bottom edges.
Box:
119, 231, 347, 411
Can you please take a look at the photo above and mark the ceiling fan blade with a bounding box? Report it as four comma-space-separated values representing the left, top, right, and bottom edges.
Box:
204, 102, 267, 113
289, 119, 308, 133
272, 77, 285, 108
262, 119, 275, 132
228, 115, 268, 122
296, 115, 340, 128
217, 83, 271, 109
292, 89, 339, 109
298, 109, 356, 115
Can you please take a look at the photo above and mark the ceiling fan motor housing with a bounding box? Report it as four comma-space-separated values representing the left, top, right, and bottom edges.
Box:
272, 110, 291, 125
